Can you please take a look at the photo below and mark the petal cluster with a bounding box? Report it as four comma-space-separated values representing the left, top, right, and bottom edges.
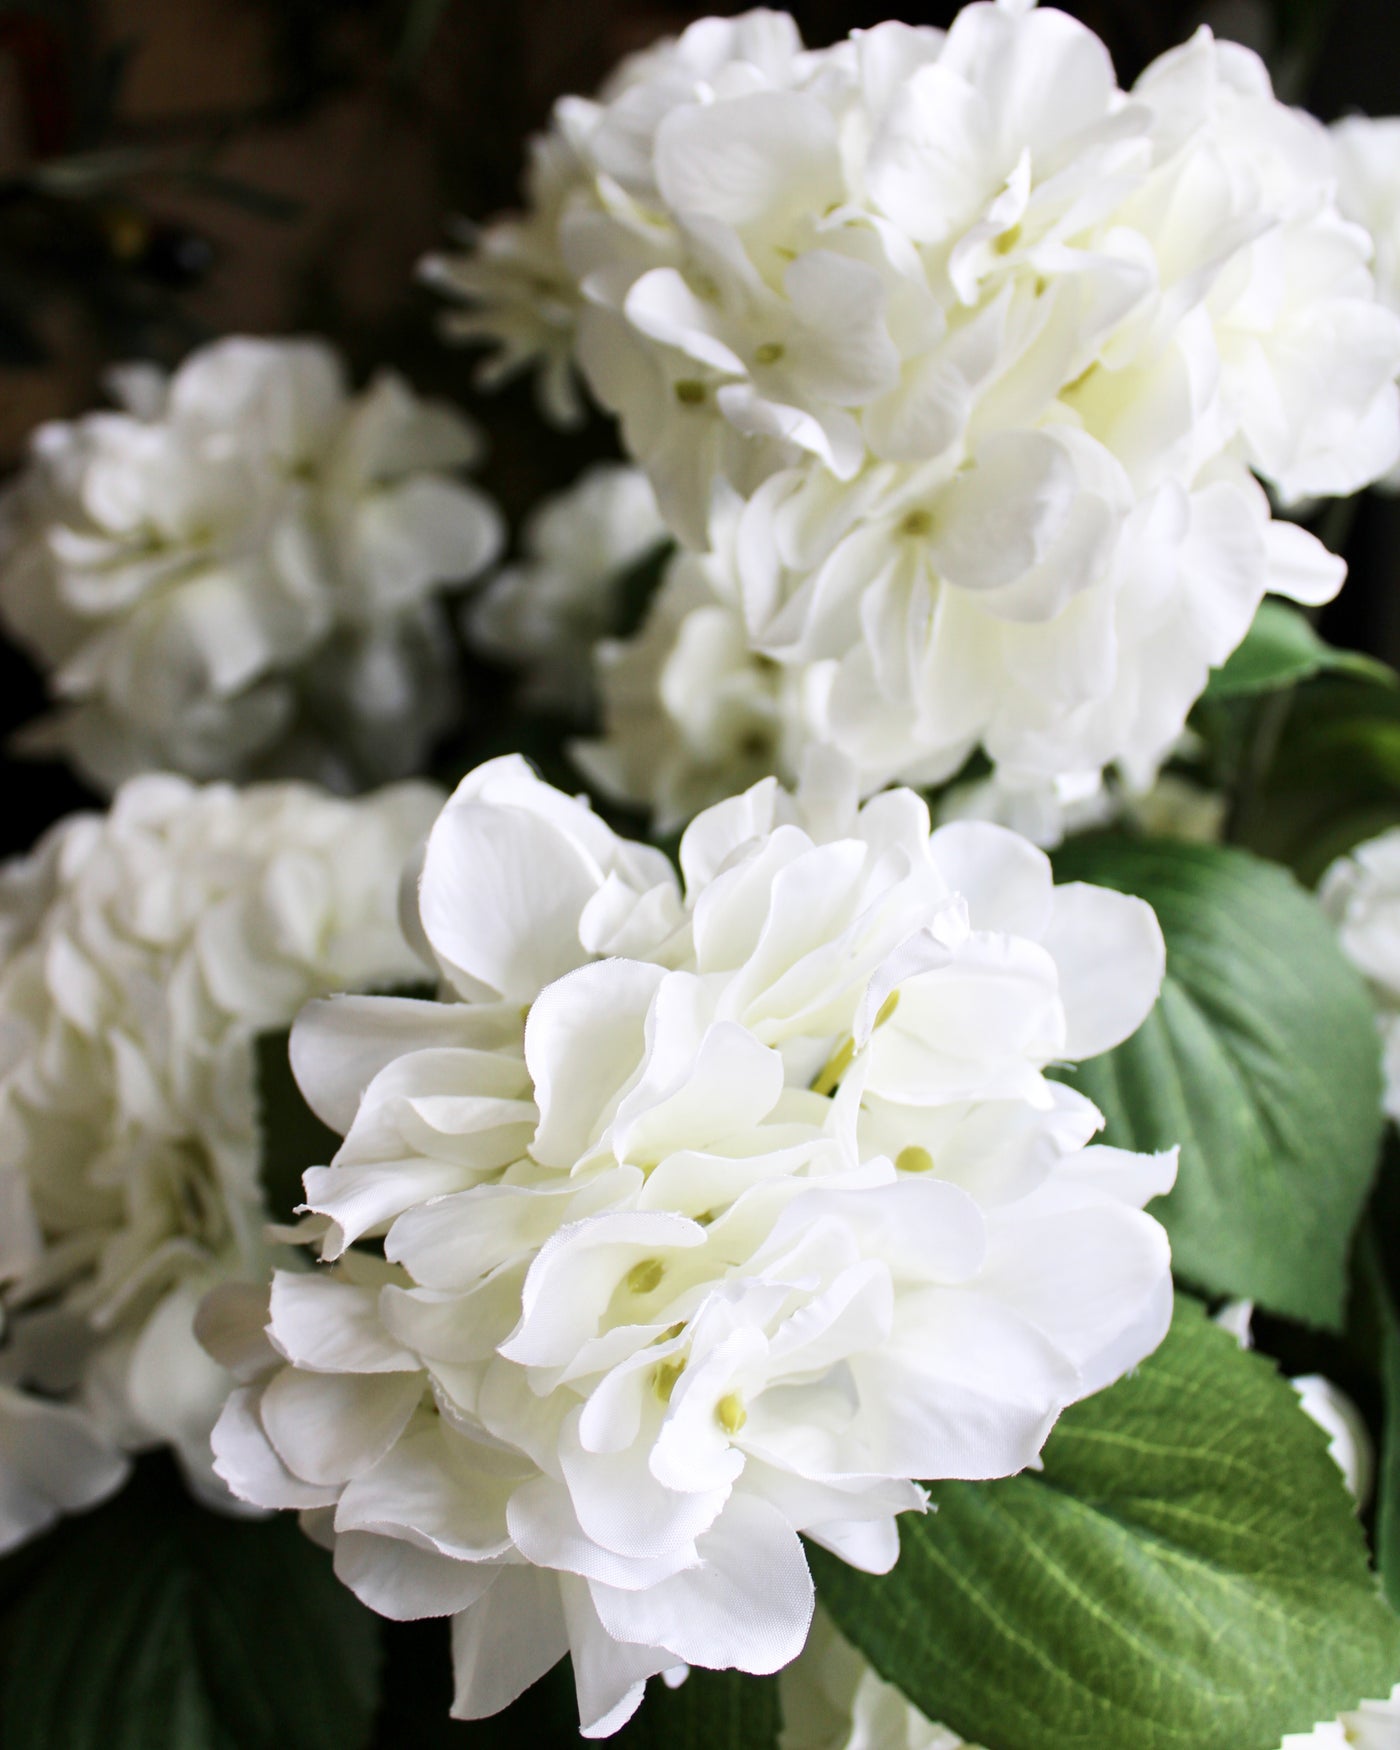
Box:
0, 338, 504, 791
433, 3, 1400, 835
0, 775, 439, 1535
211, 754, 1173, 1736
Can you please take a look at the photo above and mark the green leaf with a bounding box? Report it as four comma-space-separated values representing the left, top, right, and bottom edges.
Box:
812, 1297, 1400, 1750
1217, 679, 1400, 885
1204, 599, 1393, 700
0, 1459, 381, 1750
1052, 836, 1383, 1327
616, 1669, 780, 1750
254, 1027, 341, 1225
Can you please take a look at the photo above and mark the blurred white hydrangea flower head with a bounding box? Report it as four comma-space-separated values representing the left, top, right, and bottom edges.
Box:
466, 463, 667, 714
0, 774, 439, 1549
432, 2, 1400, 831
208, 754, 1174, 1737
1319, 829, 1400, 1121
0, 337, 504, 793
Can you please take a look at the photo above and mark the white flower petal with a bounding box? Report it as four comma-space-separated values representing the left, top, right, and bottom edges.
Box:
333, 1528, 497, 1620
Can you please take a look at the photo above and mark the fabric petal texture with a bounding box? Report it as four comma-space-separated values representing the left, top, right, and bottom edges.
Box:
209, 760, 1174, 1734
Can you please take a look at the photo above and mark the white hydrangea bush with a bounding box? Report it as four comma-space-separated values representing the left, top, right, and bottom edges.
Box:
0, 338, 504, 793
0, 774, 440, 1550
207, 754, 1174, 1736
432, 1, 1400, 834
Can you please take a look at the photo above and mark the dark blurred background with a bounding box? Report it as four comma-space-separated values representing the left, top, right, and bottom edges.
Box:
0, 0, 1397, 857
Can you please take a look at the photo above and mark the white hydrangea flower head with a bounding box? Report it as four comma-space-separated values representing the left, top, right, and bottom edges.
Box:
207, 753, 1174, 1737
466, 463, 668, 713
779, 1609, 980, 1750
0, 774, 439, 1539
0, 337, 504, 793
435, 3, 1400, 823
1319, 829, 1400, 1121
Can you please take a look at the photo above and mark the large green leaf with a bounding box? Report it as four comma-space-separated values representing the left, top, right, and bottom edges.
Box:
0, 1460, 381, 1750
1052, 836, 1383, 1327
1204, 599, 1392, 700
812, 1297, 1400, 1750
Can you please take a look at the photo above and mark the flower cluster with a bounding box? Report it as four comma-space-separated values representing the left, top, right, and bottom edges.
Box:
0, 338, 503, 793
209, 755, 1173, 1736
1320, 828, 1400, 1121
0, 774, 438, 1548
433, 1, 1400, 834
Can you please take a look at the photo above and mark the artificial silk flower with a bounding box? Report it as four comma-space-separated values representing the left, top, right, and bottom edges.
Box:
466, 463, 668, 714
1319, 830, 1400, 1122
0, 775, 439, 1530
779, 1609, 980, 1750
0, 337, 504, 793
433, 3, 1400, 831
207, 754, 1174, 1737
